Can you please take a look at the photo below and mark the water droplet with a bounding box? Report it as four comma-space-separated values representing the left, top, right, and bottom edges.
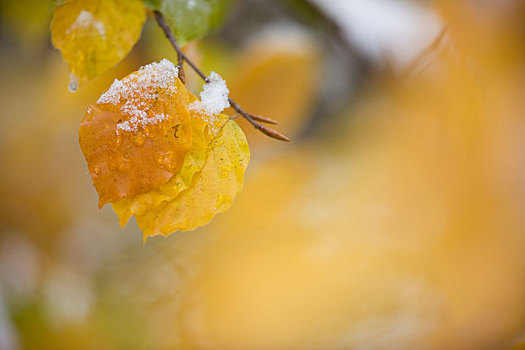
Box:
93, 166, 101, 175
155, 151, 175, 170
68, 72, 79, 92
118, 158, 131, 171
108, 156, 119, 170
110, 135, 122, 149
154, 153, 162, 165
86, 107, 94, 121
215, 194, 227, 210
133, 133, 146, 146
159, 124, 168, 136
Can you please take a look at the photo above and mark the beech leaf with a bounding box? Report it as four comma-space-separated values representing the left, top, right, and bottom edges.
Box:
81, 59, 249, 239
79, 60, 192, 208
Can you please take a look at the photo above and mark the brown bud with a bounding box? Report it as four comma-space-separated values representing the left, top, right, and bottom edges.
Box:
257, 125, 292, 142
249, 113, 280, 125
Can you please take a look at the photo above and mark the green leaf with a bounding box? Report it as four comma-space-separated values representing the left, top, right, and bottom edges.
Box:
145, 0, 231, 46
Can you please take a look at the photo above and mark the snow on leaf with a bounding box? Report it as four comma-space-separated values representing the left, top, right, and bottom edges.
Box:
51, 0, 146, 88
134, 118, 250, 240
189, 71, 230, 116
79, 60, 192, 208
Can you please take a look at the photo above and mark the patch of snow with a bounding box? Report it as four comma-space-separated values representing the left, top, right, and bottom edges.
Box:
98, 59, 179, 105
67, 10, 106, 38
117, 113, 169, 133
96, 59, 180, 135
189, 71, 230, 116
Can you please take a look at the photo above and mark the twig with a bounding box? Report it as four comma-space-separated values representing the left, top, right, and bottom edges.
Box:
177, 53, 186, 84
154, 10, 291, 142
229, 98, 291, 142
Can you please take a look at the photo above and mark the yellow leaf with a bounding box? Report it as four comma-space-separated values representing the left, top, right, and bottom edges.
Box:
79, 59, 192, 208
135, 119, 250, 240
51, 0, 146, 88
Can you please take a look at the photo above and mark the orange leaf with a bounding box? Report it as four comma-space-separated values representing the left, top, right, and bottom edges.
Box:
79, 59, 192, 208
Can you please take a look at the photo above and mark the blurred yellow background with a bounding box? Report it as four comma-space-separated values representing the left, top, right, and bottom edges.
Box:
1, 0, 525, 349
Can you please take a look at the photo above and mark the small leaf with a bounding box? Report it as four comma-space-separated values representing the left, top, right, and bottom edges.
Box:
146, 0, 231, 46
135, 118, 250, 239
79, 60, 192, 208
51, 0, 146, 87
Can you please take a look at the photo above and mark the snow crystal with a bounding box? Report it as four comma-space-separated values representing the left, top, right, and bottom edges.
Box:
67, 10, 106, 38
117, 113, 169, 134
98, 59, 179, 105
96, 59, 180, 135
189, 71, 230, 116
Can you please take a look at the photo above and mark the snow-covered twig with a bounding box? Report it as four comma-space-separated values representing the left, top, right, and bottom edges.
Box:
154, 10, 291, 143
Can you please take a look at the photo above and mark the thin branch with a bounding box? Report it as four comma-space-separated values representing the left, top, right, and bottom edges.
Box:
176, 53, 186, 84
229, 98, 291, 142
154, 11, 291, 142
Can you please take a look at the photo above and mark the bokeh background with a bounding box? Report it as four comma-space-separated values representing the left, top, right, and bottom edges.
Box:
1, 0, 525, 348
